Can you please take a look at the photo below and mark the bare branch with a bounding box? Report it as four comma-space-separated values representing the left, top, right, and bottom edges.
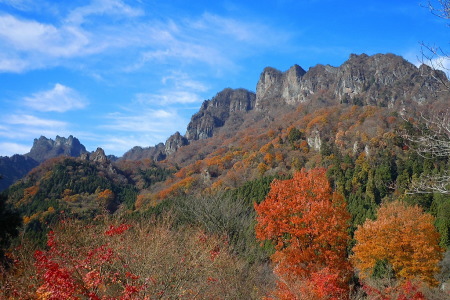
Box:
402, 110, 450, 194
407, 173, 450, 194
402, 110, 450, 157
419, 1, 450, 89
419, 43, 450, 90
426, 0, 450, 20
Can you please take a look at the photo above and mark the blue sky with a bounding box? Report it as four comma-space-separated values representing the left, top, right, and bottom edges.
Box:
0, 0, 448, 157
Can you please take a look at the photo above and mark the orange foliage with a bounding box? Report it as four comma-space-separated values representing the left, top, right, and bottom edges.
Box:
157, 176, 197, 200
17, 185, 39, 207
352, 201, 443, 286
255, 168, 352, 299
263, 153, 274, 165
97, 189, 114, 201
260, 142, 274, 154
275, 152, 284, 163
24, 185, 39, 198
386, 115, 397, 125
134, 194, 146, 209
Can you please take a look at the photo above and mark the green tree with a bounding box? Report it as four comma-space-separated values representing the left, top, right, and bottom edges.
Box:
0, 191, 21, 264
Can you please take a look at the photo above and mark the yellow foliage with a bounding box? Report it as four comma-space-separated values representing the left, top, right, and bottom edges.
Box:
260, 142, 274, 154
352, 201, 443, 286
275, 152, 284, 162
264, 153, 274, 165
257, 162, 268, 175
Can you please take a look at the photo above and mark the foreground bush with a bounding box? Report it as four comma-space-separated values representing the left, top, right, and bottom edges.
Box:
1, 215, 270, 299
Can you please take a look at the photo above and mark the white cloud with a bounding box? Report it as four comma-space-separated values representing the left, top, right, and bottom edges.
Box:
0, 114, 72, 153
66, 0, 144, 25
24, 83, 87, 112
120, 12, 290, 72
7, 114, 67, 127
0, 142, 30, 156
0, 0, 31, 10
135, 91, 202, 105
161, 72, 209, 92
0, 14, 90, 57
192, 13, 266, 43
0, 55, 29, 72
0, 2, 292, 73
103, 109, 182, 133
135, 72, 208, 105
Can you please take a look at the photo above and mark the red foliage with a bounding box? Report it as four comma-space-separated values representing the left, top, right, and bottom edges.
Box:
255, 168, 352, 299
104, 224, 132, 236
363, 280, 427, 300
33, 226, 144, 299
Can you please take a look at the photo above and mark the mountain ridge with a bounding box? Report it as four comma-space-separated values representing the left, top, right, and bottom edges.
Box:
1, 53, 449, 190
120, 52, 449, 161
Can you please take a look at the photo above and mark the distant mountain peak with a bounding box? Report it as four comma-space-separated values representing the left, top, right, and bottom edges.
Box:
255, 53, 449, 109
185, 88, 256, 141
26, 135, 87, 163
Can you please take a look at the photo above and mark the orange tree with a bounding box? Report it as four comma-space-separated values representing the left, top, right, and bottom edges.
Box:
254, 168, 352, 300
352, 201, 443, 287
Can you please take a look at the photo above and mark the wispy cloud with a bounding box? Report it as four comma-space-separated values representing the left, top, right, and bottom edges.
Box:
0, 114, 70, 149
0, 1, 292, 73
66, 0, 144, 25
103, 109, 184, 133
0, 142, 30, 156
0, 14, 90, 62
136, 72, 209, 105
135, 91, 202, 105
97, 107, 192, 154
23, 83, 88, 112
7, 114, 67, 127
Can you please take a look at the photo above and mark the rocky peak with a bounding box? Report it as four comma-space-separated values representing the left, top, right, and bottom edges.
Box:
121, 143, 167, 162
26, 135, 87, 163
185, 88, 256, 141
89, 147, 108, 163
165, 132, 189, 156
255, 53, 449, 109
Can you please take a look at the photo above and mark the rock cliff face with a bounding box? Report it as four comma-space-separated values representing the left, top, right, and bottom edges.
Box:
89, 148, 108, 163
255, 53, 448, 109
185, 88, 256, 141
121, 143, 167, 161
26, 135, 87, 163
120, 88, 256, 161
256, 65, 307, 108
165, 132, 189, 156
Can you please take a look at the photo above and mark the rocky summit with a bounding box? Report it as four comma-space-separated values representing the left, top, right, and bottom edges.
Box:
26, 135, 87, 163
255, 53, 446, 110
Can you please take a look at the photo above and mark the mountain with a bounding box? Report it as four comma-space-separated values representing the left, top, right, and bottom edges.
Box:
26, 135, 87, 163
122, 53, 448, 164
126, 53, 449, 205
185, 88, 256, 141
255, 53, 445, 109
0, 135, 88, 191
4, 53, 450, 203
121, 88, 256, 161
0, 155, 39, 192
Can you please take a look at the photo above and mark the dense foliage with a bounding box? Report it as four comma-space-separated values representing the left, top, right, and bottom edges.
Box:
1, 101, 449, 298
255, 169, 352, 299
352, 201, 443, 286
